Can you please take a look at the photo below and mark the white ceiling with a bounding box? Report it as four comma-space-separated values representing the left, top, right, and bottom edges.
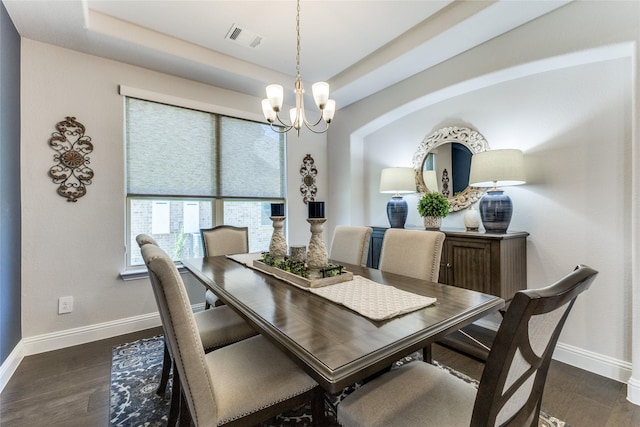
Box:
3, 0, 570, 109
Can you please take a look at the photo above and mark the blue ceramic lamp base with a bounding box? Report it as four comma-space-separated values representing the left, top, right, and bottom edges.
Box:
387, 196, 408, 228
479, 189, 512, 233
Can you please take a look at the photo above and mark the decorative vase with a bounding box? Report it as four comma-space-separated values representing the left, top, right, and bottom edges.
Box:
289, 245, 307, 263
269, 216, 287, 260
479, 189, 513, 233
307, 218, 328, 278
423, 216, 442, 230
386, 196, 408, 228
464, 205, 481, 232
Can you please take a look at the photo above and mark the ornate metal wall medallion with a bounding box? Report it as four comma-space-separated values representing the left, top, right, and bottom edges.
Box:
300, 154, 318, 204
441, 169, 450, 197
48, 117, 94, 202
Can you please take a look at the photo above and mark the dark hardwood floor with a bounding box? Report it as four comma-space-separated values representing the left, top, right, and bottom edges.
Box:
1, 326, 638, 426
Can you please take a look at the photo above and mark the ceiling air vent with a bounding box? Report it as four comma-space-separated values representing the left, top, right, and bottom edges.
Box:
225, 24, 263, 48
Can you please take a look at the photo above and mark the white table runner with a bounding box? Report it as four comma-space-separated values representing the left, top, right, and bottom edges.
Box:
308, 275, 436, 320
226, 253, 437, 321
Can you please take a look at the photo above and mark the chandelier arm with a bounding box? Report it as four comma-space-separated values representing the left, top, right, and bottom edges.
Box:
303, 121, 331, 134
269, 120, 293, 134
272, 113, 294, 131
302, 112, 325, 128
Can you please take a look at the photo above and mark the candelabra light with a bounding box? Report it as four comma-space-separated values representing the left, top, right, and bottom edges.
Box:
261, 0, 336, 136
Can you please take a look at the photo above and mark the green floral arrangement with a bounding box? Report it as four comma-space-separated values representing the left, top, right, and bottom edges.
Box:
260, 252, 343, 278
261, 252, 309, 278
417, 191, 450, 218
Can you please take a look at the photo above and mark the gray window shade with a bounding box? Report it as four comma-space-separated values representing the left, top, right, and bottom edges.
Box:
127, 98, 215, 196
126, 98, 284, 198
220, 116, 285, 198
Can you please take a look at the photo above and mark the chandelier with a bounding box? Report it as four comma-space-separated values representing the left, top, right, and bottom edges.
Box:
261, 0, 336, 136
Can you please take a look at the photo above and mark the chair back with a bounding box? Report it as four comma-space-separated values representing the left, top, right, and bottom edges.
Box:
378, 228, 445, 282
471, 265, 598, 427
141, 244, 217, 427
329, 226, 372, 267
200, 225, 249, 257
135, 233, 158, 247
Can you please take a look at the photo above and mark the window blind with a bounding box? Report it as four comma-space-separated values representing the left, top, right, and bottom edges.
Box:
126, 97, 285, 199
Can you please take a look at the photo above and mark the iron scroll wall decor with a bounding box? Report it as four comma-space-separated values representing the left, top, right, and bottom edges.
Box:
300, 153, 318, 204
48, 116, 94, 202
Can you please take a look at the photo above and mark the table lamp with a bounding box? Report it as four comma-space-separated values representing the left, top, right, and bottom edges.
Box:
380, 167, 416, 228
468, 149, 525, 233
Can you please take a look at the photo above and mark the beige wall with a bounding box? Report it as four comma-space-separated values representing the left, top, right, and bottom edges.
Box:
20, 39, 327, 342
328, 0, 639, 386
17, 0, 640, 401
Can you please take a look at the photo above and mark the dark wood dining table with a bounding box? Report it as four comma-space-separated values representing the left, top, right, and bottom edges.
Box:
182, 255, 504, 394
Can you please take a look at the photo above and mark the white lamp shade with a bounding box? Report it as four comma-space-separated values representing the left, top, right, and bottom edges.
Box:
380, 167, 416, 194
469, 149, 526, 188
266, 84, 284, 111
312, 82, 330, 108
322, 99, 336, 123
261, 99, 276, 122
290, 107, 305, 130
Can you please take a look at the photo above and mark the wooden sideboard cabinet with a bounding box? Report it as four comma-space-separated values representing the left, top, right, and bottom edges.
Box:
367, 227, 529, 301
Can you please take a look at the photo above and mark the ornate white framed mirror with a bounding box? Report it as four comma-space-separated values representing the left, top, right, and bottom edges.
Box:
411, 126, 490, 212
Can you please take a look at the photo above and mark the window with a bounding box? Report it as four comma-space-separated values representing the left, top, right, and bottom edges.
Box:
125, 97, 285, 268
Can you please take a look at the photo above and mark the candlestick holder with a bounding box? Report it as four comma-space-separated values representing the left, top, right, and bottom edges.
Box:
306, 218, 328, 278
269, 216, 287, 260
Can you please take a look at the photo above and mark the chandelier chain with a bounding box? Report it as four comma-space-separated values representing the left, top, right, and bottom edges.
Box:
296, 0, 301, 80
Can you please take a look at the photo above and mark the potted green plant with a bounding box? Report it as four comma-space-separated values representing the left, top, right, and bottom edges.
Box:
417, 191, 450, 229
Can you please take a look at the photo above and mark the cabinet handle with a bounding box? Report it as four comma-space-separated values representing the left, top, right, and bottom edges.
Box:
446, 263, 452, 269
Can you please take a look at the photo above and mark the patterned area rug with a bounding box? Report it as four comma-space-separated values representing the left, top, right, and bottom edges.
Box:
109, 336, 569, 427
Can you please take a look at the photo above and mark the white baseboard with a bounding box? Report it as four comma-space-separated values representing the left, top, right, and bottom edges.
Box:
1, 305, 211, 393
474, 318, 631, 385
627, 375, 640, 405
22, 312, 162, 356
3, 307, 633, 395
0, 340, 24, 394
553, 342, 631, 384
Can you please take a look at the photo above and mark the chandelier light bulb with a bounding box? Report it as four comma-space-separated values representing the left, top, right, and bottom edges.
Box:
312, 82, 330, 109
289, 108, 299, 129
322, 99, 336, 123
262, 99, 277, 123
265, 84, 284, 112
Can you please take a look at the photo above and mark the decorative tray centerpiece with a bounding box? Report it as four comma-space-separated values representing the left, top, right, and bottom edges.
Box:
254, 252, 353, 289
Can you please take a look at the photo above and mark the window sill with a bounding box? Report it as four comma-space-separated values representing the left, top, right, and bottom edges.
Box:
120, 263, 187, 281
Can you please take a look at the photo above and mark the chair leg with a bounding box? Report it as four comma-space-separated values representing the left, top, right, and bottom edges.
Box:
310, 388, 325, 427
156, 343, 171, 395
167, 361, 180, 427
423, 344, 433, 364
178, 384, 193, 427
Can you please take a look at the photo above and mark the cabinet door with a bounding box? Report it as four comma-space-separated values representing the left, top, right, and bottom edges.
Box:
444, 238, 492, 294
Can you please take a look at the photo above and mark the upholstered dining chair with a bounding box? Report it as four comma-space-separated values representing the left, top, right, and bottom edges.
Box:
329, 225, 372, 267
378, 228, 446, 282
200, 225, 249, 309
136, 234, 256, 425
135, 233, 159, 247
337, 264, 598, 427
141, 243, 324, 427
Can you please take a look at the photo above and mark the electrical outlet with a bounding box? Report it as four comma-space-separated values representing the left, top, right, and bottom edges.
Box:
58, 296, 73, 314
